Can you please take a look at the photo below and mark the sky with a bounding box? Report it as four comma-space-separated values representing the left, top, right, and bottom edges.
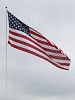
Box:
0, 0, 75, 100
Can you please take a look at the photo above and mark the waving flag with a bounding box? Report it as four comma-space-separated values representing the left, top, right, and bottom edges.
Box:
7, 11, 71, 70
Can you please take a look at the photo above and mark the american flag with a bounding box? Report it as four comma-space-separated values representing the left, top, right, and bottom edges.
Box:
7, 11, 71, 70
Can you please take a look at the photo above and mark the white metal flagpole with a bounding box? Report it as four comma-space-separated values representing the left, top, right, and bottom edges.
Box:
5, 6, 8, 100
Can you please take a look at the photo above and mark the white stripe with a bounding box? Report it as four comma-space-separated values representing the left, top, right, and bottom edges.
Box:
9, 32, 66, 59
30, 28, 61, 50
9, 33, 46, 52
9, 28, 69, 69
29, 27, 42, 35
52, 58, 70, 64
10, 28, 65, 55
59, 65, 69, 69
30, 33, 64, 52
9, 32, 55, 59
9, 33, 70, 64
9, 29, 64, 57
38, 43, 58, 50
9, 28, 48, 52
10, 28, 50, 51
9, 29, 69, 62
34, 42, 67, 58
29, 29, 68, 58
31, 34, 59, 51
29, 28, 68, 58
10, 28, 28, 36
45, 50, 67, 57
31, 33, 47, 42
9, 39, 69, 69
9, 37, 50, 60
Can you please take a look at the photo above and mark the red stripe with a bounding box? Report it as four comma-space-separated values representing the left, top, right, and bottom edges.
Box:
26, 31, 65, 55
30, 38, 50, 45
29, 27, 54, 47
9, 36, 50, 58
8, 41, 52, 64
58, 63, 70, 66
28, 32, 65, 55
8, 41, 69, 70
41, 47, 70, 60
9, 30, 59, 56
29, 27, 42, 36
42, 47, 61, 54
9, 30, 70, 61
9, 30, 46, 49
10, 36, 70, 66
30, 29, 57, 49
49, 55, 70, 60
9, 30, 62, 54
30, 29, 46, 39
9, 30, 61, 55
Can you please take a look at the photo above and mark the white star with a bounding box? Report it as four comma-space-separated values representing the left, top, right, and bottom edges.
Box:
15, 27, 17, 29
20, 28, 22, 30
14, 24, 16, 26
12, 22, 14, 24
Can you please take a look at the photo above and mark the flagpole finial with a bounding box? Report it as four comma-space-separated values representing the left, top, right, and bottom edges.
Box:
5, 6, 7, 9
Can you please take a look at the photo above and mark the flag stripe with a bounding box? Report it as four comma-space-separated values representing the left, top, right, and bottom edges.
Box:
45, 51, 67, 57
9, 36, 51, 59
9, 29, 69, 69
29, 28, 69, 58
48, 55, 69, 60
9, 30, 70, 66
8, 41, 69, 70
9, 29, 56, 53
9, 29, 59, 54
58, 63, 70, 66
30, 28, 59, 48
9, 28, 70, 67
31, 33, 47, 42
9, 39, 50, 60
30, 29, 46, 39
9, 32, 46, 52
52, 58, 70, 64
9, 29, 67, 59
30, 39, 53, 46
9, 29, 65, 56
8, 41, 51, 62
41, 47, 64, 54
29, 27, 42, 35
29, 28, 70, 64
33, 39, 58, 50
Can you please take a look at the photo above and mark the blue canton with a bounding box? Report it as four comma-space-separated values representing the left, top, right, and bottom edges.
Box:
8, 11, 31, 36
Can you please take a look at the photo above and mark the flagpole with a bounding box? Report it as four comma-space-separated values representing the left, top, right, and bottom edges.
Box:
5, 6, 8, 100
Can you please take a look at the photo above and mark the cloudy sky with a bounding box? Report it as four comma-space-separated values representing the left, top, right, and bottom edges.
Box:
0, 0, 75, 100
